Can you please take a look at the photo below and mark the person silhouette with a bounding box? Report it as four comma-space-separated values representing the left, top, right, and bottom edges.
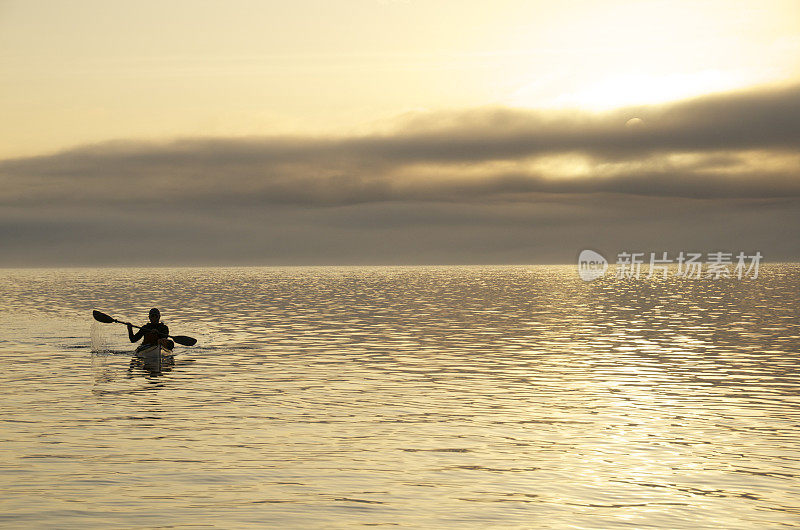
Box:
127, 308, 174, 350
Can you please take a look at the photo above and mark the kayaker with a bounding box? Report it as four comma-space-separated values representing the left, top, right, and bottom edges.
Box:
127, 308, 174, 350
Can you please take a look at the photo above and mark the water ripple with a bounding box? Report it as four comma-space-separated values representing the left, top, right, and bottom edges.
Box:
0, 264, 799, 527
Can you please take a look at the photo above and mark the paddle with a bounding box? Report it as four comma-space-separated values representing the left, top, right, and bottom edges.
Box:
92, 310, 197, 346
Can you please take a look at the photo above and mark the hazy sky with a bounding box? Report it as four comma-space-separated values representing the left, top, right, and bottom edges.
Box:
1, 0, 799, 265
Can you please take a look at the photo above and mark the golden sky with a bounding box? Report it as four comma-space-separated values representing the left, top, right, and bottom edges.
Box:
1, 1, 800, 266
2, 0, 799, 158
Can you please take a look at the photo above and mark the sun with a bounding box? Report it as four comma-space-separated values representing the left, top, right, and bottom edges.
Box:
491, 0, 800, 111
550, 71, 749, 110
506, 69, 753, 111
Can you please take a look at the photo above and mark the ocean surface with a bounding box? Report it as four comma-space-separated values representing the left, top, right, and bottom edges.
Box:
1, 265, 799, 528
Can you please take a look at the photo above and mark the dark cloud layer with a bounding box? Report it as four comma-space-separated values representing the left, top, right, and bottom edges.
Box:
1, 84, 798, 265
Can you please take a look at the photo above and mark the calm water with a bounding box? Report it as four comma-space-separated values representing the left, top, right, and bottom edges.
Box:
1, 265, 799, 528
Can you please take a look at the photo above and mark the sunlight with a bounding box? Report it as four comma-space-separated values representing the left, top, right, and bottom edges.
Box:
515, 70, 749, 110
494, 0, 800, 111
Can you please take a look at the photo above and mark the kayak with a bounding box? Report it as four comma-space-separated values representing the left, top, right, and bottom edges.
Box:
134, 344, 174, 357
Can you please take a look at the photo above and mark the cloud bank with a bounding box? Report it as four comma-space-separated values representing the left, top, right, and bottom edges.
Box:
1, 84, 799, 265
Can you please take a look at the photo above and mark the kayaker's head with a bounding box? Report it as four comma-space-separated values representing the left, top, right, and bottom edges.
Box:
148, 307, 161, 324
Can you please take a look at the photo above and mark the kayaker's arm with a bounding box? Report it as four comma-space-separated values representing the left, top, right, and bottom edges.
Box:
127, 323, 144, 343
158, 325, 174, 350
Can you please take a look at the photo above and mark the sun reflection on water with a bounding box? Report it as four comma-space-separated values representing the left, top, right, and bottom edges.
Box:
0, 264, 798, 527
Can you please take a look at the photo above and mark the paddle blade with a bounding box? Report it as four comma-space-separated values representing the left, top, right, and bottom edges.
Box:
172, 335, 197, 347
93, 310, 115, 324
